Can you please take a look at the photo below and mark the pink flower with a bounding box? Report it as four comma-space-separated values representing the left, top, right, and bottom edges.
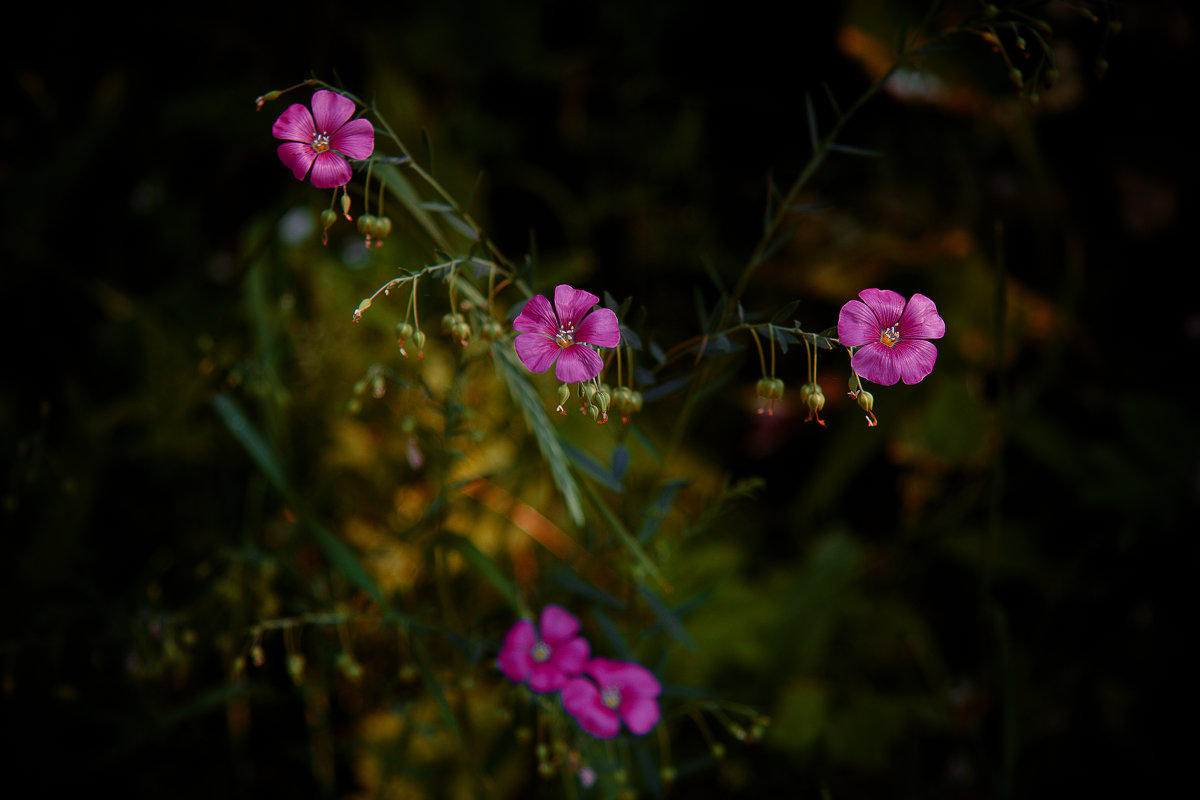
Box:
272, 90, 375, 189
496, 605, 591, 693
561, 658, 662, 739
513, 285, 620, 383
837, 288, 946, 386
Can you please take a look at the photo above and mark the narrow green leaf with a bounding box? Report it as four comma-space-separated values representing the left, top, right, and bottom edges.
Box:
639, 374, 692, 403
548, 564, 626, 610
308, 518, 388, 608
213, 395, 287, 493
620, 325, 642, 350
770, 299, 801, 326
463, 170, 484, 212
438, 533, 520, 612
589, 608, 634, 661
822, 81, 843, 118
638, 478, 688, 542
829, 142, 883, 158
410, 634, 460, 738
610, 444, 630, 484
419, 201, 455, 212
420, 128, 435, 174
805, 91, 819, 154
637, 582, 696, 650
380, 166, 447, 249
562, 442, 622, 492
702, 259, 726, 294
578, 480, 663, 586
492, 342, 584, 526
440, 210, 478, 240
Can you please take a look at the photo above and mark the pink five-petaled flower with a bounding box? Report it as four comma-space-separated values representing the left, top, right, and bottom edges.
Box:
513, 285, 620, 383
496, 605, 591, 693
837, 288, 946, 386
272, 90, 375, 189
561, 657, 662, 740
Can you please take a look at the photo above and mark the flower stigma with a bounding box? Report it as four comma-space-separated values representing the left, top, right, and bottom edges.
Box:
555, 324, 575, 348
880, 324, 900, 348
601, 685, 622, 709
311, 131, 331, 153
531, 641, 552, 663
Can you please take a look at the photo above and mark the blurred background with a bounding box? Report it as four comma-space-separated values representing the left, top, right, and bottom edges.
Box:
3, 0, 1196, 797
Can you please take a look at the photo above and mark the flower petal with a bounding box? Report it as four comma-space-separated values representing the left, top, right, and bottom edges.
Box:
539, 604, 581, 642
554, 285, 601, 329
575, 308, 620, 348
310, 90, 356, 135
330, 117, 375, 160
896, 292, 945, 341
528, 661, 568, 693
588, 658, 661, 698
514, 333, 561, 373
619, 695, 661, 735
562, 678, 621, 739
513, 294, 559, 336
548, 637, 590, 676
309, 151, 353, 188
277, 142, 317, 181
892, 338, 938, 385
496, 619, 536, 683
555, 344, 603, 383
857, 288, 906, 328
837, 299, 880, 347
851, 341, 902, 386
271, 103, 316, 142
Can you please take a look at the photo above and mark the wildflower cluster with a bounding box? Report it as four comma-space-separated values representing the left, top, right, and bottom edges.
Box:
497, 605, 662, 740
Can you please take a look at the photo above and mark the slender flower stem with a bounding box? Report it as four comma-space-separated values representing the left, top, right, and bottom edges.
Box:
748, 327, 767, 375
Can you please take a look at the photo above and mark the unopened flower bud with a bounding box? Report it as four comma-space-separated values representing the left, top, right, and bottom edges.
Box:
374, 216, 392, 241
630, 390, 643, 413
480, 318, 504, 341
357, 213, 377, 236
556, 384, 571, 415
802, 382, 826, 426
341, 192, 352, 220
254, 90, 282, 110
588, 405, 600, 422
287, 653, 306, 683
336, 652, 362, 681
441, 312, 462, 333
396, 321, 414, 342
413, 330, 427, 358
755, 377, 772, 399
660, 766, 677, 784
451, 320, 472, 346
856, 390, 874, 413
320, 208, 337, 245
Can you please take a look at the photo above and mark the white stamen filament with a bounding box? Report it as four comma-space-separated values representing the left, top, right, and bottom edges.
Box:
556, 323, 575, 348
880, 324, 900, 348
312, 131, 331, 153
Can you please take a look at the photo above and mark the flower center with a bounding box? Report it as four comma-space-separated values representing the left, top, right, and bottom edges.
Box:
311, 131, 331, 153
531, 641, 551, 663
555, 324, 575, 348
880, 324, 901, 348
601, 685, 622, 709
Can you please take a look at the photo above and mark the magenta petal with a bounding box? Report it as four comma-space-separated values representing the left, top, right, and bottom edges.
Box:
549, 637, 590, 676
575, 308, 620, 348
527, 662, 567, 693
896, 293, 945, 340
620, 696, 661, 735
539, 605, 581, 642
587, 658, 660, 697
555, 344, 603, 383
851, 342, 902, 386
309, 151, 352, 188
330, 118, 375, 160
277, 142, 317, 181
837, 299, 879, 347
892, 338, 938, 385
514, 333, 561, 373
310, 90, 356, 134
857, 288, 906, 327
562, 679, 621, 739
271, 103, 316, 142
496, 619, 536, 683
513, 294, 559, 336
554, 285, 601, 328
